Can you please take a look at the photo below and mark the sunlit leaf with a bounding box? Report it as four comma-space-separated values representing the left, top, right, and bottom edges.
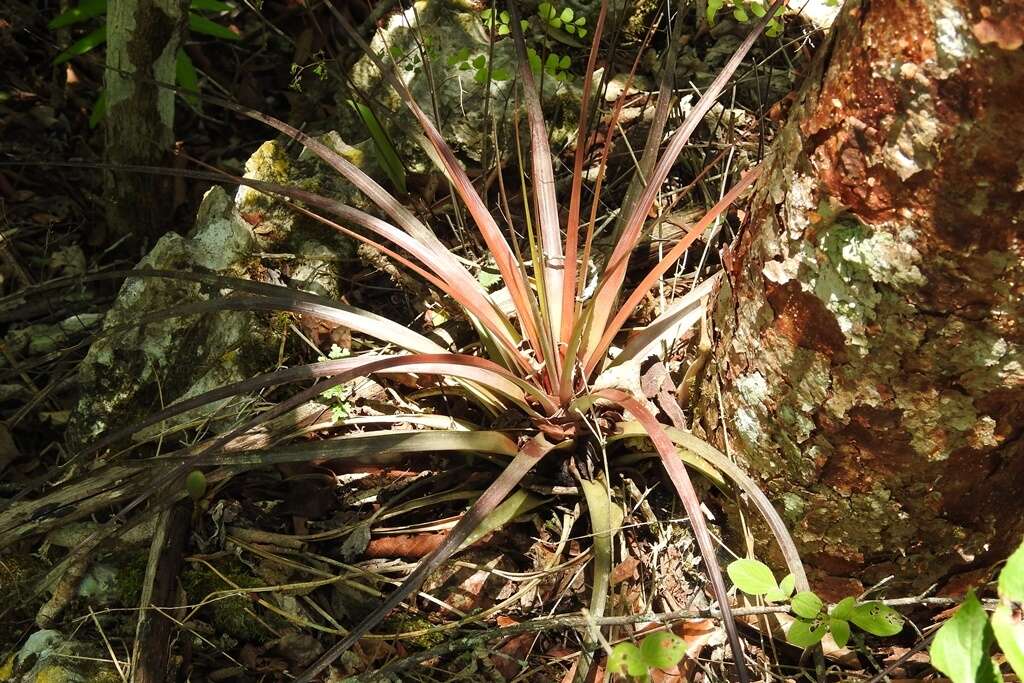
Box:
851, 601, 904, 637
788, 618, 827, 648
608, 642, 647, 677
791, 591, 824, 619
779, 573, 796, 598
992, 602, 1024, 679
640, 631, 687, 669
830, 618, 851, 649
931, 592, 998, 683
831, 596, 856, 621
727, 558, 778, 596
999, 541, 1024, 601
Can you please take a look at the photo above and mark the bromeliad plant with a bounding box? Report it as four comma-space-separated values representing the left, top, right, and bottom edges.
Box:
55, 0, 806, 680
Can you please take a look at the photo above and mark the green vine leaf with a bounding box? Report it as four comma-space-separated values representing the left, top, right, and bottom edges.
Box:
850, 601, 904, 637
639, 631, 687, 670
931, 591, 999, 683
787, 618, 827, 648
185, 470, 207, 501
791, 591, 824, 619
727, 558, 778, 596
830, 596, 856, 621
608, 642, 648, 678
830, 618, 851, 649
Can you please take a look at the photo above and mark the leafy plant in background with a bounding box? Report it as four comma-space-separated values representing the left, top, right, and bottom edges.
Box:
705, 0, 838, 37
608, 631, 687, 681
447, 47, 513, 84
930, 539, 1024, 683
49, 0, 239, 126
538, 1, 588, 37
41, 1, 799, 682
727, 558, 905, 648
481, 7, 529, 36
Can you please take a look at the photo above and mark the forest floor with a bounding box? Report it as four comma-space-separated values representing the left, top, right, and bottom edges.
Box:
0, 1, 951, 681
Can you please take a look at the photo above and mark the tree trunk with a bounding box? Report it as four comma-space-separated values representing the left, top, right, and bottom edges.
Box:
104, 0, 187, 242
703, 0, 1024, 597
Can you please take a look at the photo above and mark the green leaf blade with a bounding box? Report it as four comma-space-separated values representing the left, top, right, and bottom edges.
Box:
49, 0, 107, 29
791, 591, 824, 619
727, 558, 778, 596
851, 601, 904, 637
639, 631, 686, 670
188, 12, 239, 40
53, 25, 107, 65
788, 619, 827, 648
930, 592, 993, 683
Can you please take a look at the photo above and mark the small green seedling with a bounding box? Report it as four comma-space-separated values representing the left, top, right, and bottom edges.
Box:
447, 48, 512, 84
318, 344, 354, 422
930, 540, 1024, 683
480, 8, 529, 36
185, 469, 207, 501
704, 0, 844, 37
526, 47, 572, 82
537, 2, 587, 37
608, 631, 687, 681
727, 557, 905, 649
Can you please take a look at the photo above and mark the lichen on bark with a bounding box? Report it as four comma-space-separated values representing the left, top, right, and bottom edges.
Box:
703, 0, 1024, 596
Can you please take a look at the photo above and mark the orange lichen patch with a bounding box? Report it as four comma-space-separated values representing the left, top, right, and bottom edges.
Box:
819, 407, 916, 494
972, 3, 1024, 50
764, 280, 847, 362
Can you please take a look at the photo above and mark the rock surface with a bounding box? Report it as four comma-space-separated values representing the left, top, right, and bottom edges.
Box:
0, 630, 119, 683
69, 136, 359, 448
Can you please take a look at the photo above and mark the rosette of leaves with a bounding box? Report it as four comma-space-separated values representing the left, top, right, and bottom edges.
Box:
48, 3, 797, 682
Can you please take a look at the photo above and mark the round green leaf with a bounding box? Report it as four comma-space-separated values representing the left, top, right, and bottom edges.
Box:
830, 596, 856, 621
779, 573, 796, 598
608, 642, 648, 677
791, 591, 824, 619
560, 7, 573, 22
185, 470, 207, 501
639, 632, 686, 670
787, 618, 827, 648
727, 558, 778, 596
830, 618, 851, 649
851, 601, 904, 637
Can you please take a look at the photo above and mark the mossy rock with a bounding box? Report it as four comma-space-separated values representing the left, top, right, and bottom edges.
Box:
182, 559, 289, 643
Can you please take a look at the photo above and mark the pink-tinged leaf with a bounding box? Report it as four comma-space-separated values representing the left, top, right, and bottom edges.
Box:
585, 166, 761, 373
506, 1, 564, 374
292, 435, 555, 683
559, 0, 608, 399
580, 389, 751, 683
327, 6, 545, 361
583, 1, 783, 372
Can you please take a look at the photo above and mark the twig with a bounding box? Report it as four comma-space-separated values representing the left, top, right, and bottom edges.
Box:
130, 501, 191, 683
341, 596, 969, 682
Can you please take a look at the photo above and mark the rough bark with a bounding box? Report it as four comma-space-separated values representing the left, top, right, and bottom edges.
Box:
104, 0, 187, 242
703, 0, 1024, 597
